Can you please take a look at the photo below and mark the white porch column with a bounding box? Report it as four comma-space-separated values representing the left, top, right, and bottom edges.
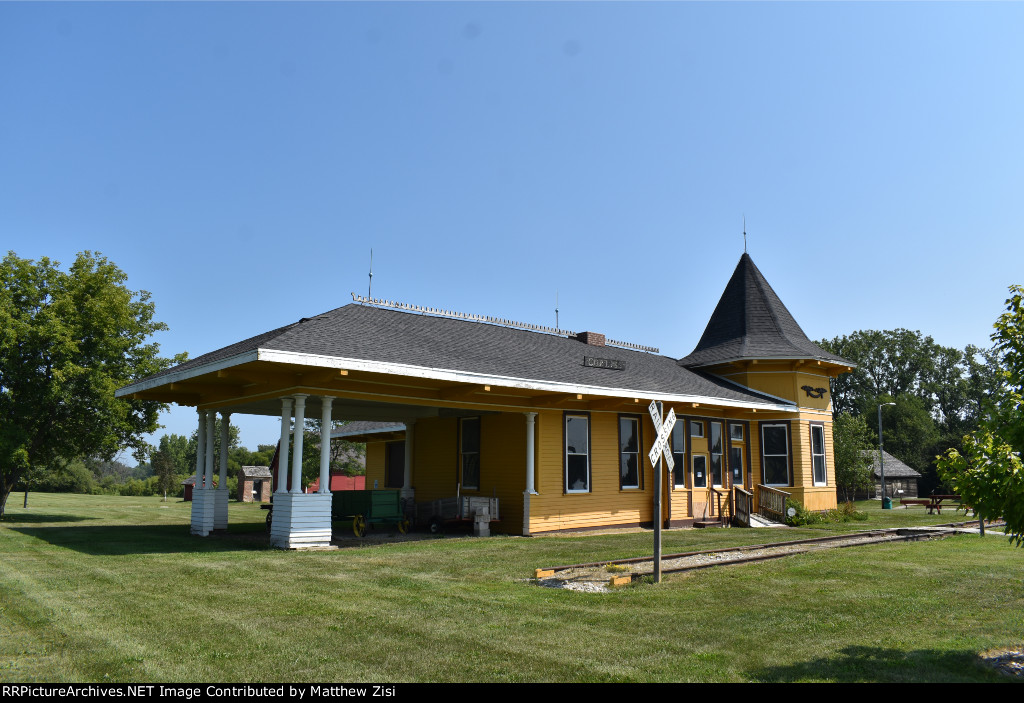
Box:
403, 419, 415, 490
204, 411, 216, 489
523, 412, 537, 537
525, 412, 537, 494
318, 397, 334, 494
400, 418, 416, 506
214, 411, 231, 531
190, 410, 207, 536
277, 397, 292, 493
290, 394, 307, 494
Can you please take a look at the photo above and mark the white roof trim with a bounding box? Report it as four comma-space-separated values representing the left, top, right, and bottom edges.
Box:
117, 345, 795, 412
255, 348, 794, 412
331, 424, 406, 439
115, 350, 259, 396
688, 355, 855, 368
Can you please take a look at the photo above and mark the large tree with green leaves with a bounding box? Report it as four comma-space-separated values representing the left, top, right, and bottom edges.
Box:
0, 251, 184, 517
832, 413, 875, 503
820, 329, 1004, 494
938, 285, 1024, 545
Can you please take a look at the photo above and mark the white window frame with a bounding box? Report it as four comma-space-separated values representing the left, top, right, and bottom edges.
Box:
709, 421, 724, 487
460, 417, 481, 491
671, 423, 687, 489
730, 423, 744, 442
564, 414, 591, 494
692, 454, 708, 488
811, 423, 828, 487
618, 415, 641, 490
761, 423, 790, 487
690, 420, 704, 438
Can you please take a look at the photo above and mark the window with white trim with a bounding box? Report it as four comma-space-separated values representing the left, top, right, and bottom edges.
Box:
709, 421, 724, 486
690, 420, 704, 438
811, 424, 827, 486
693, 454, 708, 488
618, 416, 641, 489
460, 417, 480, 490
761, 423, 790, 486
565, 415, 590, 493
672, 423, 687, 488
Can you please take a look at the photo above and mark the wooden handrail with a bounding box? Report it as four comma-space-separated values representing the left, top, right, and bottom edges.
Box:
733, 487, 753, 527
709, 486, 730, 520
756, 484, 791, 523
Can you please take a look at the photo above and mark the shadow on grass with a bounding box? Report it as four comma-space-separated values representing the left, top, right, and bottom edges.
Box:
11, 523, 272, 555
751, 645, 1003, 683
1, 512, 99, 523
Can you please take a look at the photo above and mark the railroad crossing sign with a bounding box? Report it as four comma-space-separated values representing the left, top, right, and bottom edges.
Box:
648, 400, 676, 472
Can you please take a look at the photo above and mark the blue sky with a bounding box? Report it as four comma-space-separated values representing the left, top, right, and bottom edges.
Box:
3, 2, 1023, 454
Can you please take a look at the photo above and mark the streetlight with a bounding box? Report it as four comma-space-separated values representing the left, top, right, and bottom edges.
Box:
878, 402, 896, 509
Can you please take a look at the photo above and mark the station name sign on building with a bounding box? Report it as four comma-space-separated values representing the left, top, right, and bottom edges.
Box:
583, 356, 625, 371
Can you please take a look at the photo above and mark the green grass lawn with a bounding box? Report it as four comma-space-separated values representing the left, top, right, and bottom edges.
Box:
1, 494, 1020, 683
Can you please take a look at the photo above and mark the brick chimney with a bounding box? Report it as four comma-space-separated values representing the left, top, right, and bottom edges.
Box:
576, 331, 606, 347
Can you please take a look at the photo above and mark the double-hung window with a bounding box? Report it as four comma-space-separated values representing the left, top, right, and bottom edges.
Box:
709, 422, 723, 487
671, 423, 687, 488
460, 417, 480, 490
565, 414, 590, 493
761, 423, 790, 486
811, 424, 827, 486
618, 416, 641, 489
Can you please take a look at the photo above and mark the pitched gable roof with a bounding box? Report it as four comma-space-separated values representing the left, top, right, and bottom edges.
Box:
678, 253, 854, 368
861, 450, 921, 478
124, 303, 791, 409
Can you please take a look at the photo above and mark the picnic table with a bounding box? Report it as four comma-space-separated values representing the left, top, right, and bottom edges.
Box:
899, 494, 963, 515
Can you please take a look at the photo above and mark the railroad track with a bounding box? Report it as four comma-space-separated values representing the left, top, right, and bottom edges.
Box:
534, 521, 1007, 590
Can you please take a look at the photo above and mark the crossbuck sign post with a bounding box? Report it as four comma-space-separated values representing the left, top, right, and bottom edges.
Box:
648, 400, 676, 583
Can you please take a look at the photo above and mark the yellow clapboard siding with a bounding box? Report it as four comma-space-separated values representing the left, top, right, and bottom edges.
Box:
408, 414, 527, 535
365, 441, 385, 490
411, 417, 457, 503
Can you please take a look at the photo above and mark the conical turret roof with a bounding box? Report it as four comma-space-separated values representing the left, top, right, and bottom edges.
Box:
679, 253, 853, 368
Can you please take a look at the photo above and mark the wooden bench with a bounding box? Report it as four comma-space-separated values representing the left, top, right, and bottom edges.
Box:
900, 498, 931, 508
899, 495, 965, 514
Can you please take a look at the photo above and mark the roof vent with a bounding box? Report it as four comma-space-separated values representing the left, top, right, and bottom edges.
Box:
576, 331, 606, 347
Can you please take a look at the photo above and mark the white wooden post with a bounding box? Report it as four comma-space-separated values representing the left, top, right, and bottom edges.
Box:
190, 410, 207, 535
403, 419, 415, 490
204, 411, 216, 489
523, 412, 537, 536
318, 397, 333, 494
277, 397, 292, 493
194, 410, 206, 485
290, 394, 307, 494
525, 412, 537, 494
214, 411, 231, 531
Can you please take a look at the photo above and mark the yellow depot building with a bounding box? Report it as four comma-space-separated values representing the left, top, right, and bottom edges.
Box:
117, 253, 853, 546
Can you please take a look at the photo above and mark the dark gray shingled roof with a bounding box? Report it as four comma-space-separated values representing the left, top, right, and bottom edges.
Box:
136, 303, 788, 407
239, 465, 272, 479
862, 450, 921, 479
679, 254, 854, 368
331, 421, 406, 438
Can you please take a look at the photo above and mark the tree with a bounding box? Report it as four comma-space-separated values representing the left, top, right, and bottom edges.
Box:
0, 251, 184, 517
937, 285, 1024, 545
937, 430, 1023, 546
300, 420, 366, 486
151, 446, 177, 499
819, 329, 1004, 494
832, 413, 875, 503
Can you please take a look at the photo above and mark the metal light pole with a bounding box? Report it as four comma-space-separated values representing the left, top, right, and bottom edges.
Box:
878, 402, 896, 509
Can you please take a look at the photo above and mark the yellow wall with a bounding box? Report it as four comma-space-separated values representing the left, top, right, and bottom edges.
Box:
365, 441, 385, 489
366, 400, 838, 535
405, 415, 527, 535
530, 410, 657, 533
